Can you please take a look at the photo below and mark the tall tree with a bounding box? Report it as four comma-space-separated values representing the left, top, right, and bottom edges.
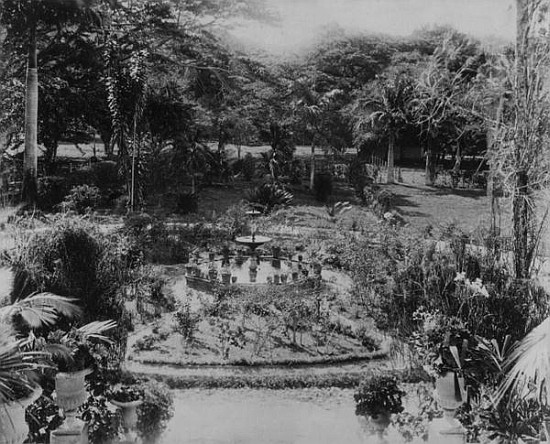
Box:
351, 75, 413, 183
0, 0, 101, 205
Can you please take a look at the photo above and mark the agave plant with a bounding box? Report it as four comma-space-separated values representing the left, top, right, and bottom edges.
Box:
246, 182, 293, 214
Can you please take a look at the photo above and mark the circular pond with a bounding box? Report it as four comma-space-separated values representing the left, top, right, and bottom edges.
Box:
185, 252, 321, 289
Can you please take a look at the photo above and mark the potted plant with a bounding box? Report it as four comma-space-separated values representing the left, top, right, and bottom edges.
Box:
108, 383, 144, 442
48, 320, 117, 425
0, 326, 44, 444
354, 374, 405, 432
0, 293, 80, 444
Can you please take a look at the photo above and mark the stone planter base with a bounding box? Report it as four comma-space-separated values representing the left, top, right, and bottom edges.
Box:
50, 420, 88, 444
0, 385, 42, 444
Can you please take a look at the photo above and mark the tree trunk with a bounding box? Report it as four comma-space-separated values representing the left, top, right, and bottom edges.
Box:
309, 144, 315, 191
22, 25, 38, 205
513, 0, 533, 279
386, 133, 395, 183
424, 142, 436, 186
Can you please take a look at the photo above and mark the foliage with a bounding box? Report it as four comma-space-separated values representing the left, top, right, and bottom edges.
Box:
26, 394, 64, 443
313, 172, 333, 203
373, 189, 395, 215
80, 395, 122, 444
354, 374, 405, 416
10, 219, 136, 355
107, 383, 143, 403
240, 153, 257, 181
37, 176, 70, 211
173, 303, 200, 343
351, 228, 550, 345
246, 182, 293, 214
175, 191, 198, 215
137, 379, 174, 443
46, 320, 117, 372
123, 215, 190, 265
60, 184, 101, 214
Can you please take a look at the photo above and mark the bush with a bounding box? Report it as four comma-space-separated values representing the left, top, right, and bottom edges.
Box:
354, 375, 405, 416
137, 379, 174, 443
373, 189, 395, 215
241, 153, 256, 181
175, 192, 198, 214
60, 184, 102, 213
10, 219, 136, 347
246, 182, 293, 214
90, 161, 124, 202
174, 303, 200, 343
80, 395, 122, 444
313, 172, 333, 203
37, 176, 70, 211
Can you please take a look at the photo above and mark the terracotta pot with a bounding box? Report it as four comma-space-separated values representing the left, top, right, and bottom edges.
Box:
0, 385, 42, 444
221, 272, 231, 285
55, 368, 92, 412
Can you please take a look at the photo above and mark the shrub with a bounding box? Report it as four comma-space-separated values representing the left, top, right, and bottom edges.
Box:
313, 172, 333, 203
246, 182, 293, 214
373, 189, 395, 215
37, 176, 70, 211
27, 394, 64, 443
61, 184, 102, 214
175, 191, 198, 214
80, 395, 122, 444
10, 219, 135, 348
174, 303, 200, 343
137, 379, 174, 443
354, 375, 405, 416
90, 161, 124, 202
241, 153, 256, 181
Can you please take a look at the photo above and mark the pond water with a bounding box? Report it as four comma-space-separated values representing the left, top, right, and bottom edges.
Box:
160, 389, 428, 444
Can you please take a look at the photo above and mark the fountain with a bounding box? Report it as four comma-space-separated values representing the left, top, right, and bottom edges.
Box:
234, 232, 272, 251
234, 216, 271, 252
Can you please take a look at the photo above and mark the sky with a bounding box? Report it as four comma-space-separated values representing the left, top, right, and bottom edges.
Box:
232, 0, 516, 54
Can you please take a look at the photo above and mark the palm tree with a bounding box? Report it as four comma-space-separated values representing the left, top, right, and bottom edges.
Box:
1, 0, 100, 205
496, 316, 550, 406
0, 292, 81, 402
353, 76, 413, 184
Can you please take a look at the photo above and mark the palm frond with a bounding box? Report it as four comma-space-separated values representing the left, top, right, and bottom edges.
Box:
0, 293, 81, 329
77, 320, 117, 345
496, 316, 550, 406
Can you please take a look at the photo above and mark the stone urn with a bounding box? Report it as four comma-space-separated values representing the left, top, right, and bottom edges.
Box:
111, 399, 143, 443
249, 270, 258, 283
55, 368, 92, 414
0, 385, 42, 444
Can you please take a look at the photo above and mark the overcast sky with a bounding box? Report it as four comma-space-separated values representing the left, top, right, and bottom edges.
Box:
232, 0, 516, 54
